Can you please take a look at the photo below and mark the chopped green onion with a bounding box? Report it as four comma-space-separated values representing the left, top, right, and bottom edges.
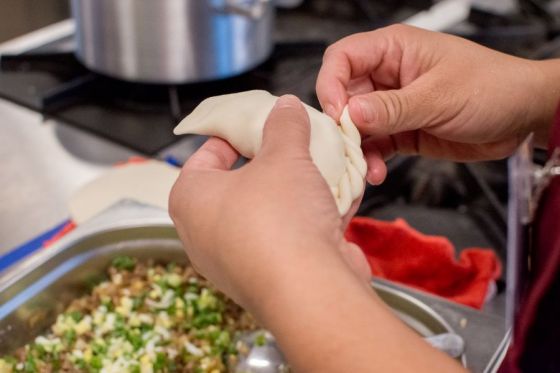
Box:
153, 352, 168, 372
24, 354, 37, 373
67, 310, 83, 323
63, 330, 76, 345
89, 355, 103, 370
111, 256, 136, 271
254, 333, 267, 347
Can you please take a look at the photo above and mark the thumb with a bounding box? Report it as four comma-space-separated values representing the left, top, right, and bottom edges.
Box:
260, 95, 311, 158
347, 80, 437, 137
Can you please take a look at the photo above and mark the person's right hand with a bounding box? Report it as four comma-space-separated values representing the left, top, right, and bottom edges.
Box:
317, 24, 560, 185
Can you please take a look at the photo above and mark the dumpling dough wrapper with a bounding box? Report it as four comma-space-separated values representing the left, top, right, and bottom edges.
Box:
173, 90, 367, 215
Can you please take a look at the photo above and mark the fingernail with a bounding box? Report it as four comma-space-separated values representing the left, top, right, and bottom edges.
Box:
366, 169, 377, 185
324, 103, 337, 119
354, 98, 375, 124
275, 94, 300, 108
366, 166, 386, 186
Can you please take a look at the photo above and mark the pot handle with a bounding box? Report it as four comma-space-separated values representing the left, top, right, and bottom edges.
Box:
213, 0, 271, 19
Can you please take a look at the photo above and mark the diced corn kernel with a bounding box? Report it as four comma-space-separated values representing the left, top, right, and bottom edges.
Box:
83, 348, 92, 362
112, 273, 123, 285
166, 273, 182, 287
75, 316, 92, 335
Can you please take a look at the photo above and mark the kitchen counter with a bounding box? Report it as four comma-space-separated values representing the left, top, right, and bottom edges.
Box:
0, 99, 134, 251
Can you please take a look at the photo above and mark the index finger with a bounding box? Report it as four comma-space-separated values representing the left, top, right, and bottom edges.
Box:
316, 31, 389, 120
182, 137, 239, 172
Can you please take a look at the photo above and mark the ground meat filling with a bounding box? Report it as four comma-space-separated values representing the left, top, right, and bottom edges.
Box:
0, 257, 258, 373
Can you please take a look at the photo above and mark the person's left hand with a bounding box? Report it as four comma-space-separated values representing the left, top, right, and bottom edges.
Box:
169, 95, 371, 310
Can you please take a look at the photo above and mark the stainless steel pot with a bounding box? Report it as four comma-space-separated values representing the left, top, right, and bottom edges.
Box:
71, 0, 274, 84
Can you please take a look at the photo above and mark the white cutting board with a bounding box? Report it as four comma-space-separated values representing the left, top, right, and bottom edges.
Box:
69, 160, 180, 224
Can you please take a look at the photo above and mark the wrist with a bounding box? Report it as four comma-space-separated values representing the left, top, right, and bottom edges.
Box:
530, 59, 560, 148
241, 241, 361, 314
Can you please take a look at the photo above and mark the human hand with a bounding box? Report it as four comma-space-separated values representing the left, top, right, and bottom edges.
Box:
169, 95, 370, 310
170, 96, 464, 373
317, 24, 560, 184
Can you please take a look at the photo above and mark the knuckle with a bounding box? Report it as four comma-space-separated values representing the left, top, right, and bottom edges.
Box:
382, 23, 411, 35
168, 173, 196, 223
323, 43, 340, 63
382, 91, 407, 131
416, 83, 445, 124
290, 116, 310, 134
423, 86, 441, 109
273, 103, 309, 124
314, 77, 322, 94
323, 32, 362, 61
324, 31, 368, 59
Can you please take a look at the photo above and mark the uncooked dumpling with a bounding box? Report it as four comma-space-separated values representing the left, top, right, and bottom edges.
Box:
173, 90, 367, 215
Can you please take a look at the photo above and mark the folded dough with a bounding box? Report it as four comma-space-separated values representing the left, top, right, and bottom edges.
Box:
173, 90, 367, 215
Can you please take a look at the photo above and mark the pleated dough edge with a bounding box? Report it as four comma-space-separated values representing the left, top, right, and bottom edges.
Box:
336, 105, 367, 215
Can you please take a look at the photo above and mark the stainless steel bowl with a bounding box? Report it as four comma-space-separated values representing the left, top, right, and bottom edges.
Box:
5, 202, 520, 371
71, 0, 274, 84
0, 203, 465, 366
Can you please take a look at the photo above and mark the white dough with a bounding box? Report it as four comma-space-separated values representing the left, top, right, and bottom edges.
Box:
173, 90, 366, 215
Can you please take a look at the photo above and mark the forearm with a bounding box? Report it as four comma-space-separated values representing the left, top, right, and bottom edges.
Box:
249, 244, 467, 373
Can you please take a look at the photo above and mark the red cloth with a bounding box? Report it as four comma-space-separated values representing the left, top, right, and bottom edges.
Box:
345, 217, 502, 309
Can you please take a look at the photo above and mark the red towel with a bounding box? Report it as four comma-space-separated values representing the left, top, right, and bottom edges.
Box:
345, 217, 502, 309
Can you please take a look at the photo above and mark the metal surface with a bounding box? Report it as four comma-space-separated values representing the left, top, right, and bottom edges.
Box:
424, 333, 465, 359
484, 329, 511, 373
0, 202, 508, 371
506, 135, 533, 337
236, 331, 288, 373
71, 0, 274, 84
375, 279, 506, 373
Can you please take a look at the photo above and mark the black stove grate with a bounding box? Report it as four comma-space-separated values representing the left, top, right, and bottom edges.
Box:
0, 42, 326, 155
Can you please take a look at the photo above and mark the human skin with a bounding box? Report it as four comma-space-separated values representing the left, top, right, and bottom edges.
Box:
169, 26, 560, 372
317, 24, 560, 185
170, 95, 465, 372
